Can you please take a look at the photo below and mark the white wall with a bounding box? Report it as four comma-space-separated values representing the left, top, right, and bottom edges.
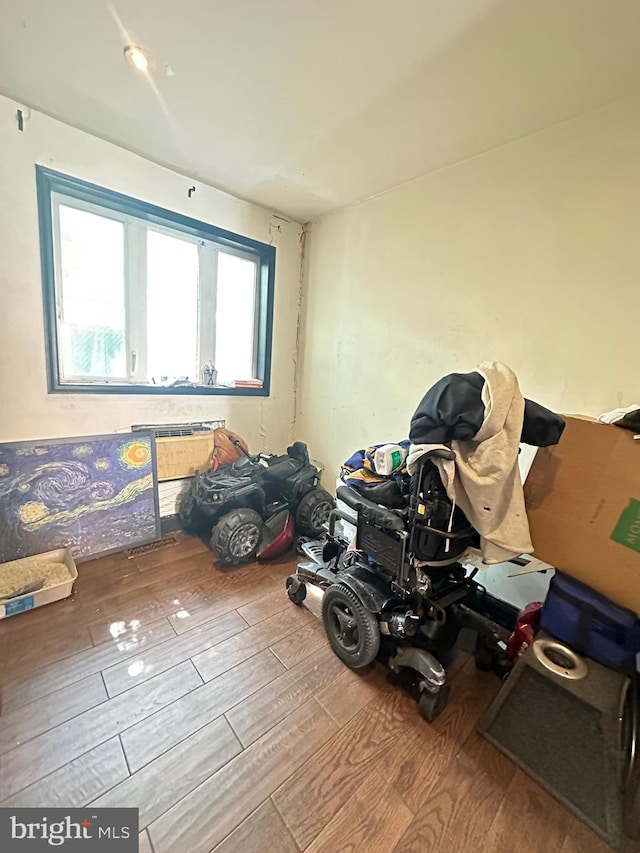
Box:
296, 94, 640, 481
0, 95, 303, 452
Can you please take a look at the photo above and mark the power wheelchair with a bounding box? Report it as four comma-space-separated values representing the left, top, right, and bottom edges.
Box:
285, 447, 511, 721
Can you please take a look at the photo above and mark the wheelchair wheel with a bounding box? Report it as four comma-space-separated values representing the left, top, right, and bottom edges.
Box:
322, 583, 380, 668
622, 681, 639, 840
418, 684, 450, 723
286, 575, 307, 605
474, 635, 495, 672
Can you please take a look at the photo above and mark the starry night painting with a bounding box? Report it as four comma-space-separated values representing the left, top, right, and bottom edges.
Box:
0, 433, 161, 563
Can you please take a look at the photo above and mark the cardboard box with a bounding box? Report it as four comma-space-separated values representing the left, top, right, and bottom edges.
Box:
155, 432, 215, 481
524, 416, 640, 615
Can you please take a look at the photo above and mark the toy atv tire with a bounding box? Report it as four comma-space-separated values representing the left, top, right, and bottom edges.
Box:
178, 491, 214, 536
295, 487, 334, 536
210, 508, 263, 565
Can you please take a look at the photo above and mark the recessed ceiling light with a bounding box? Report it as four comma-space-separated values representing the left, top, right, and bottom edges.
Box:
124, 45, 150, 72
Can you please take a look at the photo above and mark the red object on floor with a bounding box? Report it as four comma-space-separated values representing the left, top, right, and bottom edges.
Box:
257, 510, 294, 561
507, 601, 543, 661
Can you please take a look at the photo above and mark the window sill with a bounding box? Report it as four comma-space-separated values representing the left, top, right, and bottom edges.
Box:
47, 382, 268, 397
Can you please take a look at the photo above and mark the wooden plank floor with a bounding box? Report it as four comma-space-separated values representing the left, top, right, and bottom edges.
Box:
0, 535, 613, 852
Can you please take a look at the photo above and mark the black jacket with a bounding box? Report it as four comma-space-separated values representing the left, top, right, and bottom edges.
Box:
409, 371, 565, 447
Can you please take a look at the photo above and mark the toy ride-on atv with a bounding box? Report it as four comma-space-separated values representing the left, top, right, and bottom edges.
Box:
178, 438, 334, 565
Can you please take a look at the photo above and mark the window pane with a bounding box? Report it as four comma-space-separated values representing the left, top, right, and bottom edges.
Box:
147, 230, 199, 382
215, 252, 257, 383
58, 205, 126, 379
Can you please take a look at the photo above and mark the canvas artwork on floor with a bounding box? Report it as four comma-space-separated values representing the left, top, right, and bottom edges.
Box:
0, 432, 160, 562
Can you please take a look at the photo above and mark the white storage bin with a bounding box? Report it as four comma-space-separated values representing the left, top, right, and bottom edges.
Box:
0, 548, 78, 619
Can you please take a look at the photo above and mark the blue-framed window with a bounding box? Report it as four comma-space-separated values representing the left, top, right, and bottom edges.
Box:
36, 167, 275, 396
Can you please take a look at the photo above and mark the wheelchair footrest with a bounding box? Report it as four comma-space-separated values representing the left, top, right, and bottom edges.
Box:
299, 539, 327, 565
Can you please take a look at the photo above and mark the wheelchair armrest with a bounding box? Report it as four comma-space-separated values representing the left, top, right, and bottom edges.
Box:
336, 486, 405, 532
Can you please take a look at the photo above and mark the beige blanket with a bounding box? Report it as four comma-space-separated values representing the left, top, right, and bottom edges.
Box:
408, 362, 533, 564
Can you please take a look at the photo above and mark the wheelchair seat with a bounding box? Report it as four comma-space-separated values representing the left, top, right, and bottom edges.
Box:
339, 453, 477, 567
409, 455, 476, 563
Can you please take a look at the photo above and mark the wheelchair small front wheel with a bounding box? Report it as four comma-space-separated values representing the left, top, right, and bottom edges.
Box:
418, 684, 450, 723
322, 583, 380, 668
474, 636, 495, 672
286, 575, 307, 605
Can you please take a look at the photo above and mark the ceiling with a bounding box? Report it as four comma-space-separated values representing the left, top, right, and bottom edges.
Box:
1, 0, 639, 222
